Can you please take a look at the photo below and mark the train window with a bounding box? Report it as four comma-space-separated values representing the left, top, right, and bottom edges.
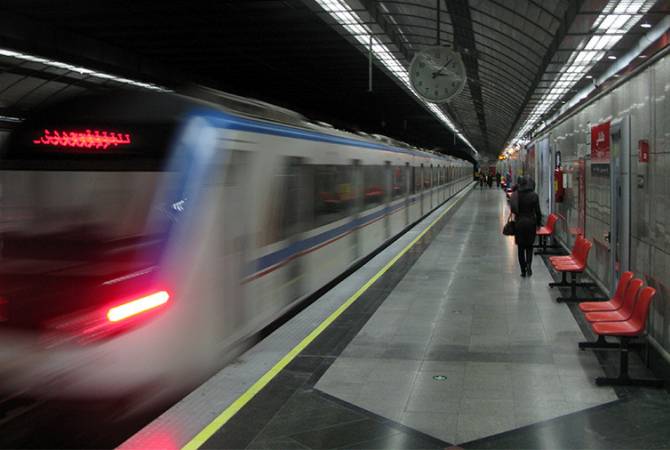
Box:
410, 166, 416, 194
424, 165, 432, 189
363, 165, 385, 209
314, 164, 353, 227
262, 157, 313, 245
392, 165, 406, 197
415, 166, 422, 192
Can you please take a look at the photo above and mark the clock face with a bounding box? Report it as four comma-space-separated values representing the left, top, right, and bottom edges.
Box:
409, 46, 466, 103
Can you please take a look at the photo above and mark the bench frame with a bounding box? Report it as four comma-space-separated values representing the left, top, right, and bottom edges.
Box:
594, 336, 664, 387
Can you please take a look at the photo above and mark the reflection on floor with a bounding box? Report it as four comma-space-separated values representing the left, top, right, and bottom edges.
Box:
316, 188, 619, 443
201, 188, 670, 450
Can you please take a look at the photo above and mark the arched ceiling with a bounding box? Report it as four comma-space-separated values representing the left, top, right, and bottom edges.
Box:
0, 0, 668, 160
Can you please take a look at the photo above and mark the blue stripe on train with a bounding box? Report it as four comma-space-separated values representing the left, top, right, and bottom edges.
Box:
187, 109, 448, 278
195, 109, 430, 156
247, 200, 408, 276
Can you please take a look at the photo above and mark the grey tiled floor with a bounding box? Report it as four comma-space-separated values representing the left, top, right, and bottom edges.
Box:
315, 188, 617, 444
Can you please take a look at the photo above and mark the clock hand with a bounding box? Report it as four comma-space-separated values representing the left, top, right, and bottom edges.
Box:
433, 59, 451, 74
432, 71, 461, 81
431, 59, 454, 79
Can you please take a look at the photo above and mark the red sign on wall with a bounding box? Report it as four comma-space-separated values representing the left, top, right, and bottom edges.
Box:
639, 139, 649, 163
591, 121, 610, 162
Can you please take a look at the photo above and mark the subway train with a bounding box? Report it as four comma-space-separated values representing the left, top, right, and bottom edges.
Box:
0, 90, 472, 406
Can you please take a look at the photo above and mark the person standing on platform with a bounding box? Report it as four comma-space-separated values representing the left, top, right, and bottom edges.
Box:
479, 171, 485, 189
496, 172, 501, 188
487, 173, 493, 189
510, 176, 542, 277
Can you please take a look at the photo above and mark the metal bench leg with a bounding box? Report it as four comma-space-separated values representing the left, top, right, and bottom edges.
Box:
596, 337, 665, 387
557, 272, 580, 302
538, 236, 561, 251
579, 335, 619, 350
580, 336, 644, 351
554, 272, 608, 302
549, 271, 569, 288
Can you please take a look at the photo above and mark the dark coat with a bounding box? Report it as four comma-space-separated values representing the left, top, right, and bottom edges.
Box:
511, 187, 542, 247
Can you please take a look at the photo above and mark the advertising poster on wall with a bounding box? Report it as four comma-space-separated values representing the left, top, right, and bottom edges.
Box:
591, 121, 610, 162
591, 121, 610, 176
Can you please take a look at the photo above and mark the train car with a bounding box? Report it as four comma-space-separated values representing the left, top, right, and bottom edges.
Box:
0, 90, 472, 408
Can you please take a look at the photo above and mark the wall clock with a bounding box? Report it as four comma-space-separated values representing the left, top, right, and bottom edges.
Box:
409, 46, 466, 103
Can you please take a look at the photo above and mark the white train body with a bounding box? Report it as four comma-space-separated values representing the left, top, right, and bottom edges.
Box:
0, 91, 471, 404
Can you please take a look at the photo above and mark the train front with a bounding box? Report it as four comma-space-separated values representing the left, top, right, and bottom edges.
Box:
0, 93, 193, 402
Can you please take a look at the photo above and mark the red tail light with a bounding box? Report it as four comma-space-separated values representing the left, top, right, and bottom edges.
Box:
0, 298, 7, 322
107, 291, 169, 322
43, 290, 171, 346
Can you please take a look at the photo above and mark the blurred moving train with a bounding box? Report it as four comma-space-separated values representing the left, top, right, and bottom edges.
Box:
0, 90, 471, 406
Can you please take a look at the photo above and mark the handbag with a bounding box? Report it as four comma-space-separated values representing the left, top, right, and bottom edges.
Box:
502, 215, 516, 236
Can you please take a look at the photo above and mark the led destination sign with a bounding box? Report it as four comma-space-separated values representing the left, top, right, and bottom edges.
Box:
32, 129, 132, 150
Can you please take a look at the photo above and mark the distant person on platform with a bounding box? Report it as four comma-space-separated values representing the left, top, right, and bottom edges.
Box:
479, 172, 485, 189
487, 174, 493, 188
510, 176, 542, 277
496, 172, 501, 188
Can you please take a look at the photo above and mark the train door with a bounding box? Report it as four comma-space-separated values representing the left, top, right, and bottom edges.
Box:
221, 149, 252, 333
281, 156, 311, 303
429, 164, 434, 210
420, 164, 425, 216
405, 162, 410, 226
352, 159, 362, 261
609, 117, 631, 294
384, 161, 391, 239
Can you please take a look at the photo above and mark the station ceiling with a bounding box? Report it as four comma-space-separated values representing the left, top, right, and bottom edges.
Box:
0, 0, 669, 161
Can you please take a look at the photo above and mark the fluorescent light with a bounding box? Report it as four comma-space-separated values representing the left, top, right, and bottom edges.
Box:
0, 115, 22, 123
641, 22, 652, 28
313, 0, 478, 157
509, 0, 655, 146
0, 48, 169, 92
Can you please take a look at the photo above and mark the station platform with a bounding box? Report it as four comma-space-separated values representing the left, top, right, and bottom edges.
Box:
124, 185, 670, 450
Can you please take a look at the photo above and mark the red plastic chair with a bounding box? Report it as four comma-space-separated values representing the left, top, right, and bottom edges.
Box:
590, 287, 664, 387
579, 271, 634, 313
552, 238, 590, 269
535, 213, 559, 254
549, 235, 585, 265
584, 278, 643, 322
548, 238, 593, 302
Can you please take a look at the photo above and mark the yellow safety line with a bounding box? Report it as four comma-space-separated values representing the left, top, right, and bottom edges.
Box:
181, 185, 472, 450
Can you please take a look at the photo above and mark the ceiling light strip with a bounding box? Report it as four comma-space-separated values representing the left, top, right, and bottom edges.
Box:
546, 14, 670, 127
509, 0, 655, 147
314, 0, 478, 157
0, 115, 22, 123
0, 48, 169, 92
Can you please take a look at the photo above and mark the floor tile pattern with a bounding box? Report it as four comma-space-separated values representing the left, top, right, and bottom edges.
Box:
202, 189, 468, 449
201, 187, 670, 450
316, 188, 618, 444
